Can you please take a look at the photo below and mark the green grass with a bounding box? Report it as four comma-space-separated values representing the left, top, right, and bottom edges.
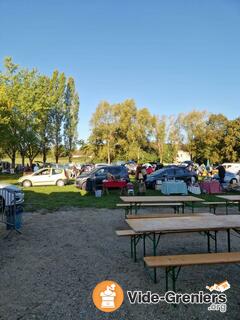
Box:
1, 173, 240, 212
0, 174, 122, 211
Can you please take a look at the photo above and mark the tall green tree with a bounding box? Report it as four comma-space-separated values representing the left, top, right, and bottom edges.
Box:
49, 71, 66, 164
200, 114, 228, 164
0, 57, 21, 167
167, 115, 182, 162
179, 110, 208, 160
64, 77, 80, 162
223, 118, 240, 162
35, 75, 52, 164
152, 115, 166, 163
89, 101, 117, 164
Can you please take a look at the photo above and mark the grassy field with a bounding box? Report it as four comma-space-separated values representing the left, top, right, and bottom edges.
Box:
1, 173, 239, 212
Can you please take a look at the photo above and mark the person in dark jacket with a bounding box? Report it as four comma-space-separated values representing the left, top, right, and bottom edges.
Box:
218, 164, 226, 184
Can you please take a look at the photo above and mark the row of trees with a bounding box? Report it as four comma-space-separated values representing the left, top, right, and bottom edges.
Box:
86, 100, 240, 164
0, 57, 79, 167
1, 58, 239, 167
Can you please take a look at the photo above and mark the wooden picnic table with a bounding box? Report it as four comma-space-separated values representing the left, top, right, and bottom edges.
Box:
216, 195, 240, 214
126, 214, 240, 256
120, 195, 204, 213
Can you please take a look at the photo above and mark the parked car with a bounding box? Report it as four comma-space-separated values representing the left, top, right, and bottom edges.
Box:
76, 165, 129, 191
0, 183, 24, 210
145, 166, 198, 189
213, 172, 239, 184
18, 168, 69, 187
222, 163, 240, 174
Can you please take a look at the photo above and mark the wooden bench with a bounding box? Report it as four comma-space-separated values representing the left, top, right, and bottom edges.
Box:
116, 202, 184, 216
144, 252, 240, 290
126, 212, 214, 219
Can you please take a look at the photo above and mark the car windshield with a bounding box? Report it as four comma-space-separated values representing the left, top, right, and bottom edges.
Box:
80, 167, 105, 176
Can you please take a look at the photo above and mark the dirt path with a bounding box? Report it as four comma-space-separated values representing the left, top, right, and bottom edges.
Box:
0, 207, 240, 319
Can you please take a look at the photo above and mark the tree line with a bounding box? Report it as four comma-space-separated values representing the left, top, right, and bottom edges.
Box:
86, 100, 240, 164
1, 58, 239, 168
0, 57, 79, 167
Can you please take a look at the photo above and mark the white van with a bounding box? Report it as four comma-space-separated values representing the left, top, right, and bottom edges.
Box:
222, 163, 240, 174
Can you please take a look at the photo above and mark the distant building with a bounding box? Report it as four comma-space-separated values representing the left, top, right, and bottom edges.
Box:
176, 150, 191, 163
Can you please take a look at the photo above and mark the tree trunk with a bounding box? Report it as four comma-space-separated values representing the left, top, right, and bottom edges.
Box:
11, 154, 16, 169
158, 148, 162, 163
68, 140, 73, 163
21, 155, 25, 166
6, 149, 16, 169
55, 151, 59, 164
137, 147, 140, 162
107, 140, 111, 164
29, 158, 33, 168
42, 146, 47, 164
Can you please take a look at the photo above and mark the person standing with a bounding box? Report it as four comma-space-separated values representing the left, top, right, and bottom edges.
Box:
218, 164, 226, 184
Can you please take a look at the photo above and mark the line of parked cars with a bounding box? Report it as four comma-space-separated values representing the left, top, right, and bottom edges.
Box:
1, 161, 239, 213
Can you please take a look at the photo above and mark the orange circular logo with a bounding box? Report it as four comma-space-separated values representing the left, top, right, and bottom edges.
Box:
92, 280, 124, 312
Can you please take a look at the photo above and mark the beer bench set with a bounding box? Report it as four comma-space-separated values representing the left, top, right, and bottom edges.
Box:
117, 195, 205, 216
117, 195, 240, 216
116, 202, 184, 217
116, 195, 240, 291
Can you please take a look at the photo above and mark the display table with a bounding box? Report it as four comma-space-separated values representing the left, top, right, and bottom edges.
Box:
161, 180, 188, 195
102, 180, 127, 195
200, 180, 222, 194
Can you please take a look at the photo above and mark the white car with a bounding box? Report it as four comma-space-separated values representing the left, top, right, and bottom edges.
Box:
0, 183, 24, 209
18, 167, 69, 187
214, 172, 240, 184
222, 163, 240, 174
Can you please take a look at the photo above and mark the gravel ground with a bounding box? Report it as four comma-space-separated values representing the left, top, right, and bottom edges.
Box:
0, 206, 240, 320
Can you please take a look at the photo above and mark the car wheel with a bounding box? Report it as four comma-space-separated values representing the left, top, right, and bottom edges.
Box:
0, 196, 5, 212
56, 179, 65, 187
22, 180, 32, 188
230, 178, 237, 184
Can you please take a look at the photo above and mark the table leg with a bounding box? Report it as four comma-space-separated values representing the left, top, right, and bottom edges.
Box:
214, 231, 218, 253
182, 203, 185, 213
129, 204, 133, 215
227, 229, 231, 252
207, 232, 210, 253
165, 268, 169, 291
134, 203, 138, 215
153, 233, 156, 256
143, 234, 146, 257
226, 201, 228, 215
172, 267, 176, 292
133, 235, 137, 262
